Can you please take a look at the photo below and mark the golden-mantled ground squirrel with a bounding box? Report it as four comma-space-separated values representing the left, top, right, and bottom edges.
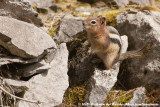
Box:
84, 15, 152, 70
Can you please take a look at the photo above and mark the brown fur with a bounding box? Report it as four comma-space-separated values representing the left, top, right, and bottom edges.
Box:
84, 15, 152, 70
119, 40, 153, 61
84, 15, 121, 69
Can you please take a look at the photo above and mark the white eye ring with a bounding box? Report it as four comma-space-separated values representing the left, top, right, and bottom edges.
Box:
90, 20, 96, 25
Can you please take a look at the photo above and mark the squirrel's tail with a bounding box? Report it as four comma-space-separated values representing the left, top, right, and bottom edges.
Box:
119, 40, 153, 61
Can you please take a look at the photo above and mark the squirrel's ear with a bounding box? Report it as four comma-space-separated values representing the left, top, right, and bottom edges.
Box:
100, 17, 106, 25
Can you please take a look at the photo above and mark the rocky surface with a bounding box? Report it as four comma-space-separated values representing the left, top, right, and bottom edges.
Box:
128, 87, 146, 104
85, 36, 128, 104
49, 3, 62, 12
53, 15, 85, 43
75, 7, 106, 16
0, 0, 160, 106
0, 16, 56, 59
130, 0, 150, 6
78, 0, 150, 7
0, 0, 43, 26
116, 9, 160, 91
114, 0, 150, 7
28, 0, 59, 14
28, 0, 53, 9
5, 43, 69, 107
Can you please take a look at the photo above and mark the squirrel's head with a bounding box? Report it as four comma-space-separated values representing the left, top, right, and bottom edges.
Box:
84, 15, 106, 35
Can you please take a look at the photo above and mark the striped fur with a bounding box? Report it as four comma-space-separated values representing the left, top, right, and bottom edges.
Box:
101, 33, 122, 69
84, 16, 122, 69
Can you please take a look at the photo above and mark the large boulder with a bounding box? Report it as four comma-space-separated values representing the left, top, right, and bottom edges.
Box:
84, 36, 128, 104
53, 15, 85, 43
116, 9, 160, 91
0, 0, 43, 26
0, 16, 56, 59
5, 43, 69, 107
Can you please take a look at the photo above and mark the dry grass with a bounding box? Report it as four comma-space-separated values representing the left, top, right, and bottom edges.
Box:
144, 90, 160, 104
136, 6, 160, 12
104, 89, 135, 107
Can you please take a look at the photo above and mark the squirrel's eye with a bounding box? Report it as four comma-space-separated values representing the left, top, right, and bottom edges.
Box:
90, 20, 96, 25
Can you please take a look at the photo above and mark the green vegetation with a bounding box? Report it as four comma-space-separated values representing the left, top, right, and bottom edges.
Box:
32, 5, 37, 11
48, 25, 58, 37
38, 1, 160, 106
63, 84, 87, 106
93, 8, 130, 27
105, 89, 135, 107
48, 19, 60, 37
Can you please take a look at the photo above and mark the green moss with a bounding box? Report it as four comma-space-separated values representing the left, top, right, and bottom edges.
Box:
77, 2, 91, 8
48, 26, 57, 37
119, 95, 132, 104
72, 11, 90, 17
93, 8, 130, 27
48, 20, 60, 37
63, 84, 87, 106
105, 89, 135, 107
64, 33, 88, 106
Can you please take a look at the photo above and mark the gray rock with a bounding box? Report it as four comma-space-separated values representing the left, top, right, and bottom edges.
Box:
28, 0, 62, 13
130, 0, 150, 6
85, 36, 128, 104
53, 15, 85, 43
75, 7, 106, 16
116, 10, 160, 91
0, 56, 40, 66
5, 43, 69, 107
0, 47, 55, 78
114, 0, 150, 7
49, 4, 62, 12
28, 0, 53, 9
0, 45, 53, 66
0, 0, 43, 26
28, 0, 53, 14
78, 0, 150, 7
22, 59, 51, 77
114, 0, 129, 7
21, 48, 55, 77
0, 16, 56, 59
128, 87, 146, 105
